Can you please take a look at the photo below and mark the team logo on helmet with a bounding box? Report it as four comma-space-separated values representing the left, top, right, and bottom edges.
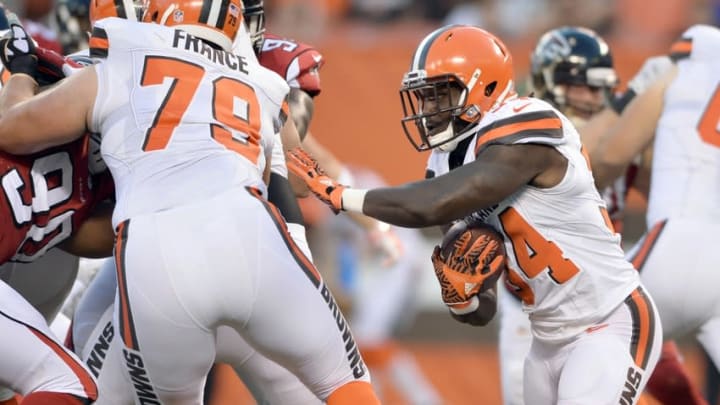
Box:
172, 9, 183, 23
536, 31, 572, 68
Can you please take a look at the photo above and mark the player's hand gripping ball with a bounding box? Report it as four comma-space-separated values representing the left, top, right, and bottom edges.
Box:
432, 220, 506, 324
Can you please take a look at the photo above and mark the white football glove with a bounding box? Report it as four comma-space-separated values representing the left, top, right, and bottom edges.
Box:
627, 55, 673, 96
368, 223, 404, 267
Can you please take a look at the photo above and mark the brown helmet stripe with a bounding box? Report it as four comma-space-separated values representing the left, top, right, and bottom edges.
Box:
113, 0, 127, 19
199, 0, 212, 24
216, 0, 230, 29
411, 25, 455, 71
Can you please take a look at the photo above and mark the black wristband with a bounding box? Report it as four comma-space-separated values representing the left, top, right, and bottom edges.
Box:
609, 89, 637, 115
9, 55, 38, 77
267, 172, 306, 225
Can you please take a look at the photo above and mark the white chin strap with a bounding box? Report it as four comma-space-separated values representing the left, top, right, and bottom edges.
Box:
428, 121, 474, 152
426, 121, 455, 151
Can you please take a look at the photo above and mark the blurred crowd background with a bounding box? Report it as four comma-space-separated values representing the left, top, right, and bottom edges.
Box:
4, 0, 719, 403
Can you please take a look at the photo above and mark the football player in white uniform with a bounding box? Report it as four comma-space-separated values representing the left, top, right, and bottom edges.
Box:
497, 26, 707, 405
289, 25, 663, 405
495, 25, 619, 405
591, 24, 720, 398
0, 1, 381, 404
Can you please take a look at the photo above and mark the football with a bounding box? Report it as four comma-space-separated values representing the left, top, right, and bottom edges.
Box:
440, 220, 506, 275
438, 219, 507, 327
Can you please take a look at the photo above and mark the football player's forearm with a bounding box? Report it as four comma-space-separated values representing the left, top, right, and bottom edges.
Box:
0, 74, 40, 154
268, 172, 305, 225
60, 202, 115, 258
345, 185, 462, 228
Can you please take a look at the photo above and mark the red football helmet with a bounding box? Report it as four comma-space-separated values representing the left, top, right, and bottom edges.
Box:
143, 0, 243, 51
400, 25, 515, 152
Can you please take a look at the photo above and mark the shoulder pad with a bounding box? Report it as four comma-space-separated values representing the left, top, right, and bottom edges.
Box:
90, 18, 169, 59
474, 97, 565, 156
671, 24, 720, 62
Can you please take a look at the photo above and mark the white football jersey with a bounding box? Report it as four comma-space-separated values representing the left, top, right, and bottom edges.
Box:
88, 18, 289, 227
647, 24, 720, 226
426, 97, 639, 342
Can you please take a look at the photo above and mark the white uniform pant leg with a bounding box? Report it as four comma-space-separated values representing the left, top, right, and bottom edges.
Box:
0, 279, 97, 400
112, 190, 371, 404
72, 258, 117, 357
633, 219, 720, 369
0, 250, 79, 323
525, 287, 662, 405
498, 286, 531, 405
216, 326, 322, 405
76, 256, 323, 404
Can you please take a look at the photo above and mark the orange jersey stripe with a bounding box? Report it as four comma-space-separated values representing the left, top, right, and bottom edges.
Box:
114, 220, 139, 350
626, 288, 656, 369
474, 111, 563, 155
28, 329, 99, 400
89, 26, 109, 58
88, 36, 109, 51
669, 39, 692, 55
0, 67, 9, 85
630, 220, 667, 271
669, 38, 692, 61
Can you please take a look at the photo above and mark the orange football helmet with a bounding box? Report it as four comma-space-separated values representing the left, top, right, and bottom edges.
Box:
400, 25, 515, 151
89, 0, 140, 25
143, 0, 243, 51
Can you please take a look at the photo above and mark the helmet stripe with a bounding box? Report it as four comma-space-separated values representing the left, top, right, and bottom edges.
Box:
411, 26, 450, 71
199, 0, 212, 23
216, 0, 230, 29
113, 0, 127, 18
206, 0, 222, 27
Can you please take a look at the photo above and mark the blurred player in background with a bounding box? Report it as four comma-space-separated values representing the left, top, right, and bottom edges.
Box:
590, 23, 720, 405
290, 24, 663, 405
496, 26, 706, 405
19, 0, 63, 52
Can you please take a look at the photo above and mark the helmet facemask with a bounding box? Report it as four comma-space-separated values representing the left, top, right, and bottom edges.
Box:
243, 0, 265, 54
400, 72, 480, 152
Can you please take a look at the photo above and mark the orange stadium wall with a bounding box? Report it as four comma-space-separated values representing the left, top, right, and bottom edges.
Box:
307, 24, 675, 186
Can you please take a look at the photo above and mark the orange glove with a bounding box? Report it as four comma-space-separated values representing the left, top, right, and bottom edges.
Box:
431, 233, 505, 313
286, 147, 346, 213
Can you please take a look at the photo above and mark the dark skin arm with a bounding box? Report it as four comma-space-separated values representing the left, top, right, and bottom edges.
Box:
59, 201, 115, 258
360, 143, 568, 227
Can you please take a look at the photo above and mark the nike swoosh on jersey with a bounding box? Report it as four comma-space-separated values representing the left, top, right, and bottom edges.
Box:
585, 323, 609, 334
512, 103, 531, 112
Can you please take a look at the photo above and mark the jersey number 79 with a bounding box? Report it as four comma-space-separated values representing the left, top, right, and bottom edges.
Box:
140, 56, 263, 163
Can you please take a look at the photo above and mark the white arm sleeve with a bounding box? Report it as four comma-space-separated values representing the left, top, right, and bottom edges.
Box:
270, 133, 288, 177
